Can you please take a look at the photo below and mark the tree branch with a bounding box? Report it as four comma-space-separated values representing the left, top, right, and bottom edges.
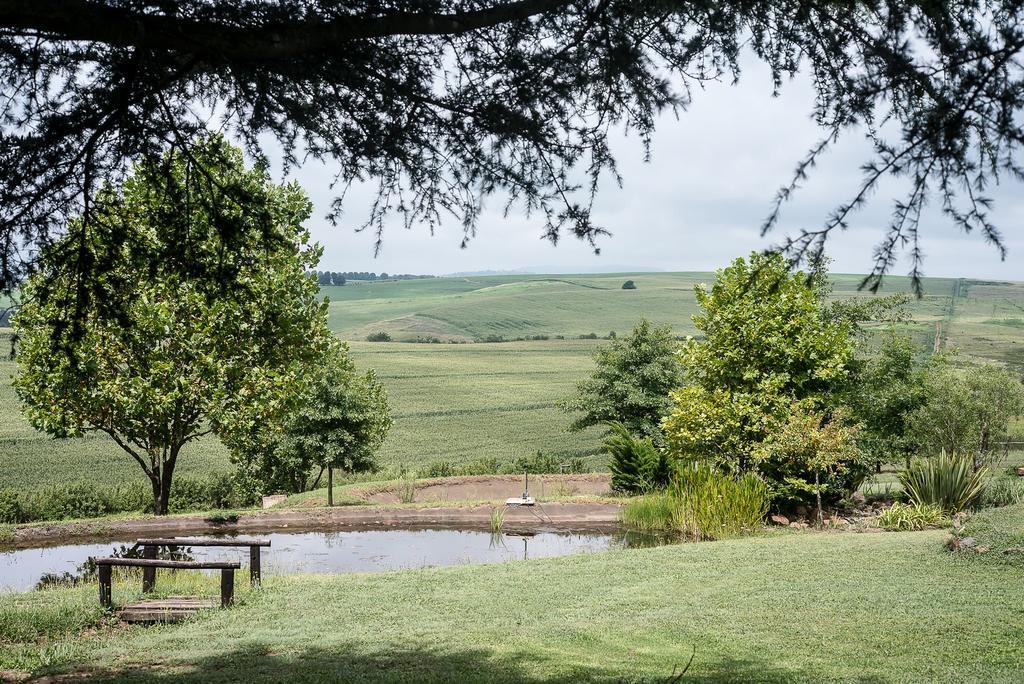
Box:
0, 0, 572, 62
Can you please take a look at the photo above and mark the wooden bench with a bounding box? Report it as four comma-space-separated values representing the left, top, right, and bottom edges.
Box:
132, 537, 271, 588
95, 557, 241, 610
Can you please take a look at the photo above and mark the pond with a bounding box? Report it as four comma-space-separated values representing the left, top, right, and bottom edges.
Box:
0, 528, 674, 592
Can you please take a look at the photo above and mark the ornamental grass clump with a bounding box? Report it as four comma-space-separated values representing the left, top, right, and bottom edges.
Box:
877, 502, 950, 531
622, 465, 768, 540
899, 453, 987, 514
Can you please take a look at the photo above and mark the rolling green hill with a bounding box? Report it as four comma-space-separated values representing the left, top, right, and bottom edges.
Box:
2, 272, 1022, 492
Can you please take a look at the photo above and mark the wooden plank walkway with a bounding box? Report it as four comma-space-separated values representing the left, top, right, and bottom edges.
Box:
117, 597, 217, 623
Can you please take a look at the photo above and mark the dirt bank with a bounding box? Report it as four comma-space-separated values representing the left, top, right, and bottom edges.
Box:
358, 473, 612, 504
6, 501, 625, 548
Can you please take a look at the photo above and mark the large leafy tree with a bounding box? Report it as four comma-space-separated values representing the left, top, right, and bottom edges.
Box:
561, 319, 681, 441
2, 1, 1023, 303
662, 252, 862, 505
231, 340, 392, 502
12, 137, 331, 514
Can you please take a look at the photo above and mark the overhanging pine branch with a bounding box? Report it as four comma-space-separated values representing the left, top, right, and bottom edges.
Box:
0, 0, 572, 61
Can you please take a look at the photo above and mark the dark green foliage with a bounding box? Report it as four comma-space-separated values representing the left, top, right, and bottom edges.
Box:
0, 474, 256, 524
909, 362, 1024, 468
578, 333, 599, 340
562, 319, 681, 441
604, 422, 673, 494
4, 2, 1020, 303
231, 342, 392, 495
420, 460, 458, 479
504, 451, 584, 475
366, 332, 392, 342
621, 281, 637, 290
845, 332, 928, 467
12, 137, 329, 515
0, 490, 23, 524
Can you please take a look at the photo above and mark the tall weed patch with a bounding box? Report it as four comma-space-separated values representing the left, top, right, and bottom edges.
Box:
622, 465, 768, 540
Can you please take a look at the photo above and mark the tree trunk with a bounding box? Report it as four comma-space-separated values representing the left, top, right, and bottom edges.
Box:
328, 468, 334, 507
150, 474, 167, 516
151, 445, 180, 516
815, 469, 823, 528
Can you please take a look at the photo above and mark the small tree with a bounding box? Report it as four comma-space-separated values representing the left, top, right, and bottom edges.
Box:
757, 405, 864, 524
561, 319, 681, 440
604, 421, 673, 494
622, 280, 637, 290
909, 362, 1024, 470
845, 332, 929, 470
13, 137, 330, 514
231, 341, 392, 502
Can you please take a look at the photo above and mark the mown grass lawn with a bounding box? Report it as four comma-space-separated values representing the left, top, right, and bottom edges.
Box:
5, 526, 1022, 683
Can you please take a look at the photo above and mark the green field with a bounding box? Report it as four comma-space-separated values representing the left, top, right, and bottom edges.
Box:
4, 527, 1024, 681
2, 272, 1023, 492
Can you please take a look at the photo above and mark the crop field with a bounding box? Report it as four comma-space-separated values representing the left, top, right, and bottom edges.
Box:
1, 272, 1022, 492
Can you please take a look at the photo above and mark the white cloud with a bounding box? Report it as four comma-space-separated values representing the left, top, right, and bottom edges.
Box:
275, 57, 1023, 281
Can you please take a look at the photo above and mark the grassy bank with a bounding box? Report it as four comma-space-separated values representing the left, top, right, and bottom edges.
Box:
4, 527, 1024, 682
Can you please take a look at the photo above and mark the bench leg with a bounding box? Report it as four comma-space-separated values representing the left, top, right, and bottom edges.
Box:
142, 545, 157, 593
98, 564, 112, 608
249, 546, 261, 587
220, 568, 234, 607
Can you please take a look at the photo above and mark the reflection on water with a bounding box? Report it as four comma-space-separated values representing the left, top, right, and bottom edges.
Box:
32, 544, 196, 590
1, 528, 676, 593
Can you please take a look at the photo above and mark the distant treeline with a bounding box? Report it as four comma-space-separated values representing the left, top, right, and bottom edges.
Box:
308, 271, 435, 285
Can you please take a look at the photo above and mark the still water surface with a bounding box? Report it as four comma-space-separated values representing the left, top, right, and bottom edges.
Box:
1, 528, 673, 592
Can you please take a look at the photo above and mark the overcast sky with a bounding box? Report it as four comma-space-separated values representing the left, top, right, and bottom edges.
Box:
273, 58, 1023, 281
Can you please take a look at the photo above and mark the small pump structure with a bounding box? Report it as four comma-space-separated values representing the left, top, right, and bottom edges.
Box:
504, 471, 536, 507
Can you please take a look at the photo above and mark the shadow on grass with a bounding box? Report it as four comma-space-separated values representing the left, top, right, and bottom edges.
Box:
58, 642, 885, 683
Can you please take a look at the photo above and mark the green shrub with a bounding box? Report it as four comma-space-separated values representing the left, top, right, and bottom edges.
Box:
0, 473, 255, 524
621, 280, 637, 290
622, 465, 769, 540
22, 482, 116, 520
899, 454, 988, 513
0, 490, 24, 524
877, 502, 950, 531
366, 331, 392, 342
980, 475, 1024, 508
420, 460, 458, 478
604, 421, 673, 494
